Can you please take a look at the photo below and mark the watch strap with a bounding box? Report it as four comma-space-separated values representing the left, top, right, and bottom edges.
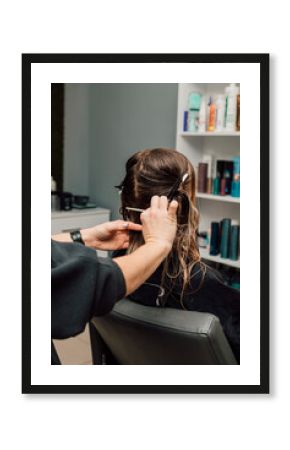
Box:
70, 229, 85, 245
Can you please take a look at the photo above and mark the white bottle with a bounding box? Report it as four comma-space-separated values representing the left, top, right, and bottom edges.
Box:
215, 95, 225, 131
198, 98, 207, 132
51, 176, 57, 192
225, 83, 239, 131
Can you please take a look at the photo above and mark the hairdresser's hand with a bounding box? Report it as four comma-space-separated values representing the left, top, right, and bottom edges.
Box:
140, 196, 178, 254
81, 220, 143, 250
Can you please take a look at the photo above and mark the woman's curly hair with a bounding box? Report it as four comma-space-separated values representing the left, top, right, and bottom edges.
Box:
118, 148, 206, 308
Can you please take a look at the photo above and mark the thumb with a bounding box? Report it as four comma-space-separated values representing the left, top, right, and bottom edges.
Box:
168, 200, 178, 220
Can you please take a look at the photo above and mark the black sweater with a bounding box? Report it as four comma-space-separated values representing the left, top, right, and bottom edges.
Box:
113, 250, 240, 362
51, 240, 126, 341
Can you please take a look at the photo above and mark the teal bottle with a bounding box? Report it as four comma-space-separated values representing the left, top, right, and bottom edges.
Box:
220, 218, 231, 258
210, 222, 220, 255
231, 179, 240, 197
213, 177, 220, 195
231, 156, 240, 198
229, 224, 240, 260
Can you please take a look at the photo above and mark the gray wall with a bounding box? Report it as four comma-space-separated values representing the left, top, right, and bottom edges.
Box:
88, 84, 178, 219
64, 83, 178, 219
63, 84, 90, 194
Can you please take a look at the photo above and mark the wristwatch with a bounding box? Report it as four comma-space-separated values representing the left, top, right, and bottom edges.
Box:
70, 229, 85, 245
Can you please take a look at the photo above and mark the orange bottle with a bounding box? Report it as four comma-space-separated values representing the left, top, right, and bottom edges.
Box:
208, 96, 216, 132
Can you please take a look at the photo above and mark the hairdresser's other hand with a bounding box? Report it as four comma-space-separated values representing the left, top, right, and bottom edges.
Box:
140, 196, 178, 254
81, 221, 142, 250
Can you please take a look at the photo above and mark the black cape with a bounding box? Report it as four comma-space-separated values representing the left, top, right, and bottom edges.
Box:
113, 249, 240, 363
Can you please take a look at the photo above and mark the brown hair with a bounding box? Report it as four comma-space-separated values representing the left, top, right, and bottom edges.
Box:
118, 148, 206, 308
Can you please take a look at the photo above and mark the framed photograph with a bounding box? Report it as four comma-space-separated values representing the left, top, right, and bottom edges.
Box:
22, 53, 269, 394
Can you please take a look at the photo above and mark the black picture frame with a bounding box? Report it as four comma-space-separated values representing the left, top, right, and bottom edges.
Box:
22, 53, 269, 394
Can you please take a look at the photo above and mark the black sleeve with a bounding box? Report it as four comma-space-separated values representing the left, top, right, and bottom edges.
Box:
51, 240, 126, 339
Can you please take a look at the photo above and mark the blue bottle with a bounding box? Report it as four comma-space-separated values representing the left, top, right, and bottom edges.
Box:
231, 157, 240, 198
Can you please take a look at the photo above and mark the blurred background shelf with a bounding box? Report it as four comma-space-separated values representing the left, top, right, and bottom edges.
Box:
196, 193, 240, 203
200, 248, 240, 268
179, 131, 240, 137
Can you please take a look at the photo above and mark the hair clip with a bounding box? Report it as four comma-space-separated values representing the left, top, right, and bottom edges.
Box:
182, 173, 189, 183
168, 172, 189, 201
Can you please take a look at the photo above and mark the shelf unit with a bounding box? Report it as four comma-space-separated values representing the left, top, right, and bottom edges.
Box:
199, 248, 240, 269
196, 193, 240, 204
176, 83, 240, 269
180, 131, 240, 137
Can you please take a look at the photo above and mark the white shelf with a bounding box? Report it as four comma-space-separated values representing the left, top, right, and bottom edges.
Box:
196, 193, 240, 204
176, 83, 240, 268
179, 131, 240, 137
200, 248, 240, 268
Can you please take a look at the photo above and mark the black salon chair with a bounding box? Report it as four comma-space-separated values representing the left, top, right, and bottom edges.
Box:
89, 299, 237, 365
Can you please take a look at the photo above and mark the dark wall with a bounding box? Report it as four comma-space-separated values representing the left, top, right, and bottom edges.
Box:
51, 84, 64, 191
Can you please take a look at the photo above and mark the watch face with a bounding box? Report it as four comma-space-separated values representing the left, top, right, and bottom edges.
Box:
70, 230, 83, 244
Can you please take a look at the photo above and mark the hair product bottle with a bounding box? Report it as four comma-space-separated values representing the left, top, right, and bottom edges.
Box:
229, 221, 240, 261
207, 96, 216, 132
51, 176, 56, 192
216, 160, 233, 196
188, 92, 201, 132
198, 97, 207, 132
188, 92, 201, 110
223, 161, 234, 195
231, 156, 240, 197
202, 154, 213, 194
220, 178, 227, 196
210, 222, 220, 255
225, 83, 239, 131
224, 86, 229, 128
183, 111, 188, 131
212, 177, 220, 195
220, 218, 231, 258
194, 165, 199, 191
236, 94, 240, 131
212, 160, 219, 195
188, 110, 199, 132
215, 95, 225, 131
197, 162, 208, 193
